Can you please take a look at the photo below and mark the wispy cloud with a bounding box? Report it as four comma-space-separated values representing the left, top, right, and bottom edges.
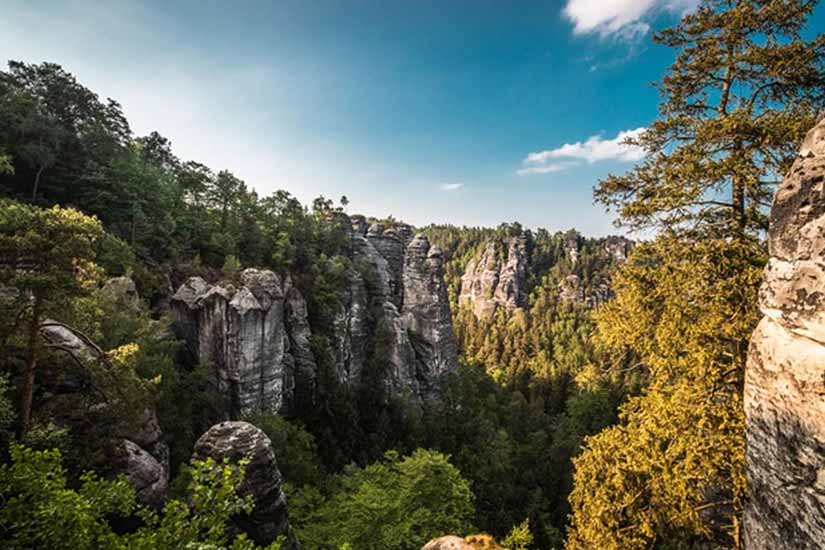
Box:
440, 183, 465, 191
517, 161, 580, 176
518, 128, 646, 175
563, 0, 699, 42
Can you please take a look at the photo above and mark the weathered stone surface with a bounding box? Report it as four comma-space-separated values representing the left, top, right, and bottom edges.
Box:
194, 421, 298, 549
39, 318, 170, 507
459, 236, 528, 318
173, 221, 457, 407
113, 439, 168, 509
745, 114, 825, 549
172, 269, 315, 419
564, 229, 580, 264
421, 536, 475, 550
101, 276, 140, 309
603, 235, 633, 263
283, 276, 316, 410
403, 234, 458, 396
334, 226, 456, 398
367, 224, 410, 307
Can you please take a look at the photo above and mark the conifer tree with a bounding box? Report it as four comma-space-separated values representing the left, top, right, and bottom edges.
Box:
595, 0, 825, 238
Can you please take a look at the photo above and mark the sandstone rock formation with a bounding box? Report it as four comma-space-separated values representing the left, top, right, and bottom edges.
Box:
39, 279, 170, 508
421, 535, 475, 550
171, 269, 316, 419
336, 218, 458, 397
459, 236, 528, 318
193, 421, 298, 549
745, 115, 825, 549
603, 235, 633, 263
113, 438, 168, 509
172, 220, 458, 411
101, 276, 141, 309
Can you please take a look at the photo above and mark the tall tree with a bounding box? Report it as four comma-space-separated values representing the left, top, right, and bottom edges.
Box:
595, 0, 825, 238
0, 200, 103, 436
0, 61, 130, 204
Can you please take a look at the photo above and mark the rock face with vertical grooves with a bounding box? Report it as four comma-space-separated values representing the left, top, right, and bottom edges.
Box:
745, 114, 825, 549
402, 235, 458, 395
335, 218, 458, 398
193, 421, 299, 549
458, 236, 528, 318
171, 269, 316, 419
172, 218, 458, 412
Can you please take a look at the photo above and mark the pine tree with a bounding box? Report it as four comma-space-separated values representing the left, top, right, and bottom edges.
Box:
595, 0, 825, 238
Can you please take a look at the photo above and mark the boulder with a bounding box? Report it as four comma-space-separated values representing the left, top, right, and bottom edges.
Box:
745, 114, 825, 549
101, 276, 140, 309
422, 536, 475, 550
193, 421, 298, 549
113, 439, 168, 509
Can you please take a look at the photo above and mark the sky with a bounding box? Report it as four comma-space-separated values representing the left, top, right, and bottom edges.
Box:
1, 0, 823, 236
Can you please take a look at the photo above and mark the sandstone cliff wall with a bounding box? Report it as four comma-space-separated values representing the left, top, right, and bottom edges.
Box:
171, 217, 458, 420
745, 115, 825, 549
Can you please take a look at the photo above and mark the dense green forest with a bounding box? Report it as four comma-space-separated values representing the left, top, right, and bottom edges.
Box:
0, 57, 621, 548
1, 1, 824, 549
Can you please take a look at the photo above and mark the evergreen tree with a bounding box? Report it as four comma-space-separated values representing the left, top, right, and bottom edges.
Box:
595, 0, 825, 238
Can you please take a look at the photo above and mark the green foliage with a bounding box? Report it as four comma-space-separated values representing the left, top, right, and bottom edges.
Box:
246, 412, 325, 488
0, 199, 103, 299
290, 449, 475, 550
0, 152, 12, 174
502, 519, 533, 550
566, 237, 764, 550
0, 199, 104, 435
0, 442, 281, 550
223, 254, 242, 275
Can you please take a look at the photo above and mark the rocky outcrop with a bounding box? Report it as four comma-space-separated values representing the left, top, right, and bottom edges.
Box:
171, 269, 316, 419
422, 536, 475, 550
564, 229, 581, 264
402, 235, 458, 395
101, 276, 141, 309
113, 439, 168, 508
173, 220, 457, 409
39, 279, 170, 508
459, 236, 528, 318
603, 235, 633, 263
194, 421, 298, 549
336, 220, 458, 397
745, 115, 825, 549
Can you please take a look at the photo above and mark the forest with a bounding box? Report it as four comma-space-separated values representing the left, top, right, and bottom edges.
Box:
1, 1, 824, 549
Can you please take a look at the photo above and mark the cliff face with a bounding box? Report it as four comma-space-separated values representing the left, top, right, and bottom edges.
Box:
457, 232, 632, 316
172, 217, 458, 420
171, 269, 316, 419
337, 216, 458, 398
458, 236, 528, 318
745, 115, 825, 549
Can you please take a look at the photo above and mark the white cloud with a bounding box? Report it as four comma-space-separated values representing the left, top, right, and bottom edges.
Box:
518, 128, 646, 175
440, 183, 465, 191
563, 0, 699, 40
516, 161, 580, 176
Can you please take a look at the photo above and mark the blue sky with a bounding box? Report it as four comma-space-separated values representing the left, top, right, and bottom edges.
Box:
1, 1, 823, 235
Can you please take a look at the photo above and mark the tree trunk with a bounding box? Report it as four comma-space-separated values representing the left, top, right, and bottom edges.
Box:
732, 177, 746, 232
18, 296, 41, 438
31, 165, 44, 202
